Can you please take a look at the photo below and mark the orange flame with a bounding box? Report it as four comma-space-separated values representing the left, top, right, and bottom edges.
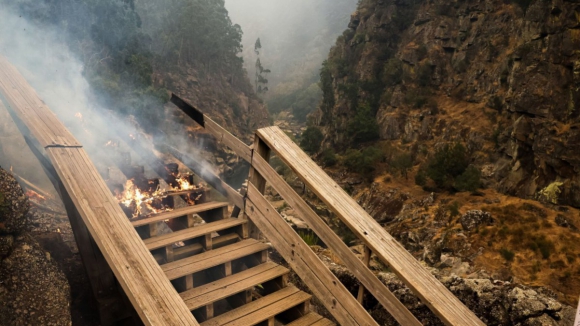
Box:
25, 190, 46, 202
116, 179, 172, 218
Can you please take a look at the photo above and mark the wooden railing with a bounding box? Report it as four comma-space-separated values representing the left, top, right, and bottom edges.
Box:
171, 94, 485, 326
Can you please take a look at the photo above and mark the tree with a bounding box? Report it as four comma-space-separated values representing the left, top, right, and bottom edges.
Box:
347, 103, 380, 145
254, 38, 271, 93
300, 127, 324, 153
391, 152, 413, 179
454, 165, 482, 192
426, 143, 469, 189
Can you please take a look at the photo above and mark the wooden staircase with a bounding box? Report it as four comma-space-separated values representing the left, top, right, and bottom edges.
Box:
131, 200, 334, 325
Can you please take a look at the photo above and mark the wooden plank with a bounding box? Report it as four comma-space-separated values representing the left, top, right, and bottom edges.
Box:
199, 286, 308, 326
131, 202, 229, 227
286, 312, 325, 326
162, 239, 269, 280
170, 93, 252, 162
165, 144, 244, 209
357, 246, 372, 304
45, 147, 198, 325
245, 185, 377, 326
0, 55, 81, 147
181, 262, 288, 310
256, 126, 484, 326
0, 58, 199, 325
247, 136, 270, 239
144, 218, 246, 251
251, 154, 420, 325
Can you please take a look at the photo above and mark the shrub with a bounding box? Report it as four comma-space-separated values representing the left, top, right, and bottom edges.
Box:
426, 143, 469, 190
447, 201, 461, 218
321, 148, 338, 167
391, 152, 413, 179
454, 165, 482, 192
415, 168, 427, 186
347, 103, 380, 145
499, 248, 515, 262
538, 181, 563, 204
300, 127, 324, 154
382, 58, 403, 86
298, 230, 319, 246
343, 146, 384, 177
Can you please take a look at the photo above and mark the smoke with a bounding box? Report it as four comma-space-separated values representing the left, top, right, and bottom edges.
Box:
0, 6, 232, 194
225, 0, 357, 92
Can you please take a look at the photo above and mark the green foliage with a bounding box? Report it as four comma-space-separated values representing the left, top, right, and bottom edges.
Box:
499, 248, 515, 262
267, 83, 321, 121
321, 148, 338, 167
300, 127, 324, 154
298, 230, 319, 246
382, 58, 403, 86
391, 152, 413, 179
426, 143, 470, 190
343, 146, 383, 177
529, 235, 555, 259
538, 181, 563, 204
319, 60, 335, 113
417, 63, 433, 87
347, 103, 380, 145
454, 165, 482, 192
415, 168, 427, 187
270, 156, 290, 177
447, 201, 461, 218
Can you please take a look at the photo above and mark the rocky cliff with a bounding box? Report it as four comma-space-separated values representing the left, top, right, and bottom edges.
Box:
314, 0, 580, 207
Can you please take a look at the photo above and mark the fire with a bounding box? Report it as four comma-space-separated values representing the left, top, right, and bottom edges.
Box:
174, 174, 196, 191
115, 179, 172, 218
25, 190, 46, 202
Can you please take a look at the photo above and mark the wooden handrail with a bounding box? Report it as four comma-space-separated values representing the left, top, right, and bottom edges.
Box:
170, 93, 252, 162
256, 126, 485, 326
245, 184, 378, 326
0, 57, 199, 326
250, 153, 421, 325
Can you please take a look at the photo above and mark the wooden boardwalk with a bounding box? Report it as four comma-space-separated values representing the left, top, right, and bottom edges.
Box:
0, 54, 485, 326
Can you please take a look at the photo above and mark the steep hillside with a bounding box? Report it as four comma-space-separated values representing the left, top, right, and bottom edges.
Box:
300, 0, 580, 305
313, 0, 580, 207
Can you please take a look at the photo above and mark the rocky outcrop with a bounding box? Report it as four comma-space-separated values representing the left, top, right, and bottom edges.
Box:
0, 168, 71, 326
314, 0, 580, 207
459, 210, 494, 231
291, 248, 575, 325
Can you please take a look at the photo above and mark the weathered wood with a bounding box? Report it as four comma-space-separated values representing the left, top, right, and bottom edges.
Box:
250, 154, 421, 325
165, 144, 244, 209
162, 239, 269, 280
0, 57, 199, 326
0, 55, 80, 148
256, 126, 485, 326
357, 246, 372, 304
131, 202, 229, 227
144, 218, 246, 251
199, 286, 311, 326
170, 93, 252, 162
180, 262, 288, 310
247, 137, 270, 239
245, 184, 378, 326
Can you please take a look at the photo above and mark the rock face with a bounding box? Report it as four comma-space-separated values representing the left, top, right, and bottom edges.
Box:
314, 0, 580, 207
459, 210, 494, 231
0, 168, 71, 326
294, 252, 575, 326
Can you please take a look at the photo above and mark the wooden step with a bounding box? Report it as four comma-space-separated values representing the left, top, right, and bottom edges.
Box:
153, 233, 241, 264
286, 312, 335, 326
131, 201, 228, 227
144, 218, 246, 251
180, 262, 289, 310
162, 239, 270, 281
200, 286, 311, 326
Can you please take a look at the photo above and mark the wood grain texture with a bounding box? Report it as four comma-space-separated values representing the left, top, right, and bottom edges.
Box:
131, 202, 229, 227
251, 153, 421, 325
0, 57, 198, 325
245, 184, 378, 326
256, 126, 485, 326
0, 55, 80, 148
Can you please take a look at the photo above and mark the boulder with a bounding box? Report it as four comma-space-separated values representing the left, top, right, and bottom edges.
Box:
459, 210, 493, 232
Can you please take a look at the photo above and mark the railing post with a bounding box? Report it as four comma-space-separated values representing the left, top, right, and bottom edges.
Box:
247, 136, 271, 239
357, 246, 372, 303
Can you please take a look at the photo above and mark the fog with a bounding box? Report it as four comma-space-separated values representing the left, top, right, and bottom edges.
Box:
225, 0, 357, 97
